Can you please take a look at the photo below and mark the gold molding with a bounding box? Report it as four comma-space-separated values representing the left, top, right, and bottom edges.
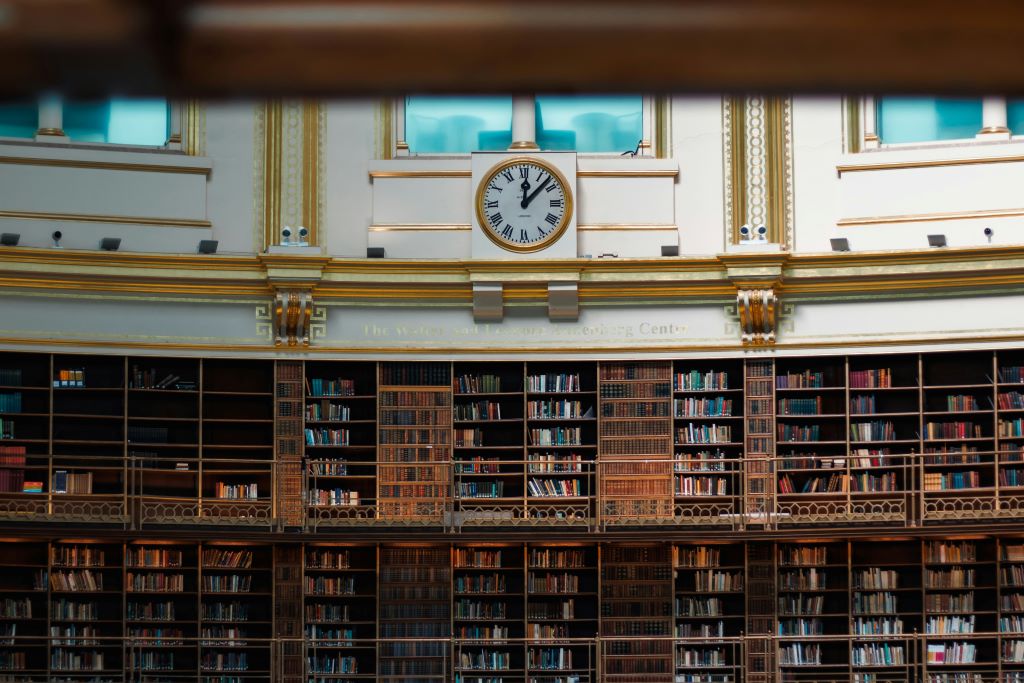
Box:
655, 95, 669, 159
369, 170, 469, 179
837, 207, 1024, 227
0, 155, 211, 176
727, 96, 747, 245
35, 128, 66, 137
1, 331, 1023, 356
301, 100, 322, 247
765, 96, 792, 248
368, 169, 679, 179
369, 225, 472, 232
184, 100, 204, 157
509, 141, 540, 150
262, 100, 284, 251
844, 96, 861, 155
378, 97, 394, 161
979, 126, 1011, 135
367, 224, 679, 233
837, 154, 1024, 176
0, 210, 211, 229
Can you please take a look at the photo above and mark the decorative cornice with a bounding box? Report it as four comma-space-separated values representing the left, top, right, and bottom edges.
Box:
0, 246, 1022, 303
0, 154, 211, 175
0, 209, 212, 229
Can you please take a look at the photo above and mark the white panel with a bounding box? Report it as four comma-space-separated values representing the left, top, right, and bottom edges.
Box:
0, 296, 265, 345
577, 176, 674, 225
324, 100, 377, 257
205, 102, 258, 254
787, 295, 1024, 342
372, 176, 471, 225
0, 217, 211, 252
791, 97, 844, 252
578, 230, 675, 258
367, 229, 471, 259
0, 150, 208, 221
671, 97, 727, 255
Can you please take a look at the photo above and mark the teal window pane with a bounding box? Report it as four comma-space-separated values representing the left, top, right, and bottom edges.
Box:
0, 102, 38, 138
405, 96, 512, 154
877, 97, 982, 144
64, 98, 168, 145
536, 95, 642, 153
1007, 99, 1024, 135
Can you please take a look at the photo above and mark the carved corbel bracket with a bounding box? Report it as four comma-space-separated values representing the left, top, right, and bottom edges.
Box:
273, 288, 315, 347
736, 288, 779, 346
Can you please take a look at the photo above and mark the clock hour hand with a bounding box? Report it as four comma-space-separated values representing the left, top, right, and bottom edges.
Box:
521, 175, 551, 209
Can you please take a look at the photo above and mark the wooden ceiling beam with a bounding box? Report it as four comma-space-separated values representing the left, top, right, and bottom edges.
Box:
3, 0, 1024, 97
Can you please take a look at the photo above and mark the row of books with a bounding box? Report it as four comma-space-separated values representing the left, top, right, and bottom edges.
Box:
305, 402, 350, 421
529, 399, 590, 419
307, 378, 356, 397
0, 392, 20, 413
455, 401, 503, 421
528, 478, 583, 497
675, 397, 733, 417
454, 374, 503, 394
528, 374, 582, 393
675, 371, 729, 391
850, 368, 893, 389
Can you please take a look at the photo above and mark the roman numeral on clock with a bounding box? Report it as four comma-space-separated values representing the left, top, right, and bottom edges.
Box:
501, 225, 514, 239
485, 200, 498, 209
520, 229, 529, 242
489, 212, 503, 226
501, 169, 515, 183
549, 199, 562, 208
545, 213, 559, 226
519, 167, 530, 179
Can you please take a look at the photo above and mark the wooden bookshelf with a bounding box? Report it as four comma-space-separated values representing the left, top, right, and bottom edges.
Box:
775, 542, 849, 680
0, 540, 47, 680
377, 362, 452, 523
453, 544, 524, 682
130, 356, 202, 528
672, 360, 745, 527
674, 543, 745, 682
774, 357, 849, 525
849, 541, 920, 683
997, 350, 1024, 521
525, 361, 597, 528
378, 546, 450, 683
199, 360, 276, 528
0, 354, 51, 524
199, 543, 273, 681
600, 543, 673, 683
303, 361, 378, 527
50, 355, 129, 525
49, 540, 124, 679
303, 544, 376, 681
452, 362, 527, 527
1001, 539, 1024, 682
125, 541, 198, 677
526, 543, 598, 683
598, 361, 673, 524
923, 539, 997, 683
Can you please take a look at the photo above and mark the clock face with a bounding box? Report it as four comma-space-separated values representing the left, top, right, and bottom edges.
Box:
475, 157, 573, 252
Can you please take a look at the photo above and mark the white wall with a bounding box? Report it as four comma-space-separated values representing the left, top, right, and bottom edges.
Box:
792, 96, 1024, 253
206, 102, 259, 254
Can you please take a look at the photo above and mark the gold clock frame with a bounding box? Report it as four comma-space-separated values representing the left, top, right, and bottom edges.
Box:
474, 156, 575, 254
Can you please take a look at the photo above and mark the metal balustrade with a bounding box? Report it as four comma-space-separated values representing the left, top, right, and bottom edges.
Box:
0, 452, 1022, 532
5, 633, 1024, 682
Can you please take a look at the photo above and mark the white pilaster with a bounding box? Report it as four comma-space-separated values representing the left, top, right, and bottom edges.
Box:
862, 96, 880, 149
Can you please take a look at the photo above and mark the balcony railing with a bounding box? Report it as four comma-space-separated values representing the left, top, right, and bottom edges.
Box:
0, 452, 1022, 532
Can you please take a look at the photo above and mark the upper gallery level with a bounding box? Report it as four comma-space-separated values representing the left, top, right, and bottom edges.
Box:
1, 94, 1023, 259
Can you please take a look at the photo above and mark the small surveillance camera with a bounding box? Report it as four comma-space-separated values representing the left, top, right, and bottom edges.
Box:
985, 227, 994, 236
739, 224, 751, 238
756, 225, 768, 237
282, 227, 292, 239
51, 230, 63, 248
298, 227, 309, 239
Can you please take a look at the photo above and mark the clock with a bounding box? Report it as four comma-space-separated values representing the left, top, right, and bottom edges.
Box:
474, 156, 574, 253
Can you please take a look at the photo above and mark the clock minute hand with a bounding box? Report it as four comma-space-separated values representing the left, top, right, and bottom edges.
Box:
521, 175, 551, 209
